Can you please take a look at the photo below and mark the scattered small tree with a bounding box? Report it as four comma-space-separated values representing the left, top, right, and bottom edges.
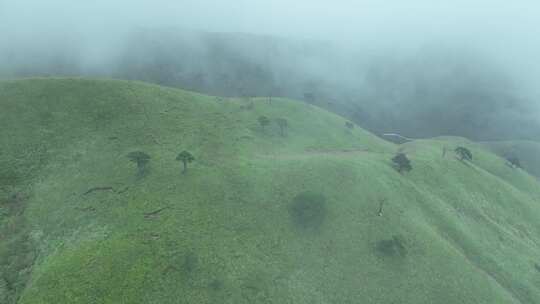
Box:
258, 115, 270, 131
176, 151, 195, 174
345, 121, 354, 129
455, 146, 473, 161
506, 156, 521, 169
127, 151, 151, 177
275, 118, 288, 136
392, 152, 412, 173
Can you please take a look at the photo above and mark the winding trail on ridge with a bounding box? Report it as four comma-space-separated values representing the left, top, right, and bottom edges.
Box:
256, 148, 375, 160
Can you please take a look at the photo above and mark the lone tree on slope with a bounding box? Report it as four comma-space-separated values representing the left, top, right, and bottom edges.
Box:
392, 152, 412, 173
506, 156, 521, 169
275, 118, 288, 136
176, 151, 195, 174
455, 146, 473, 161
127, 151, 151, 177
345, 121, 354, 129
258, 115, 270, 131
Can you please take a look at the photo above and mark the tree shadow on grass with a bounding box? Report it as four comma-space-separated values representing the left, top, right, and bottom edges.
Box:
288, 192, 327, 233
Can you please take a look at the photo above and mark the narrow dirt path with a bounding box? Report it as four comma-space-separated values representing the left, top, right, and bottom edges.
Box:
257, 148, 374, 160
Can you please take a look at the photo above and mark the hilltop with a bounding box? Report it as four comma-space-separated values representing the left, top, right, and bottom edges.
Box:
4, 29, 540, 142
1, 78, 540, 304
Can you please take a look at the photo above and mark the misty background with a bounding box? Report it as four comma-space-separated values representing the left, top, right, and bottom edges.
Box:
1, 0, 539, 141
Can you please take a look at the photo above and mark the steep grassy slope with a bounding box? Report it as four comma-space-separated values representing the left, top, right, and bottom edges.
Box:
482, 140, 540, 179
1, 78, 540, 304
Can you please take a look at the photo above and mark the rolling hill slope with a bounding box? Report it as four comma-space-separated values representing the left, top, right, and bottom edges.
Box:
482, 140, 540, 180
1, 78, 540, 304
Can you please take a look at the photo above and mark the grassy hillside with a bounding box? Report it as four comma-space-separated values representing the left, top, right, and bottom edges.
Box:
482, 140, 540, 179
1, 78, 540, 304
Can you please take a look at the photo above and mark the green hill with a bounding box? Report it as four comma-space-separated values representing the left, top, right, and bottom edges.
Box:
481, 140, 540, 180
1, 78, 540, 304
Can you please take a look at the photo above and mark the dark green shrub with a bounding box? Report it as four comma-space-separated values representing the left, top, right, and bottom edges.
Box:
345, 121, 354, 129
392, 153, 412, 173
506, 156, 521, 169
288, 192, 326, 231
455, 146, 473, 161
375, 235, 407, 258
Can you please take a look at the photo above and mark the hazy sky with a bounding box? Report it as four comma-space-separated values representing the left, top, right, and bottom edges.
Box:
2, 0, 539, 39
1, 0, 539, 93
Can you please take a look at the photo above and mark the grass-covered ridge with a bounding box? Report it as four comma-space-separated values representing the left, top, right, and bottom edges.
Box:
1, 78, 540, 303
482, 140, 540, 179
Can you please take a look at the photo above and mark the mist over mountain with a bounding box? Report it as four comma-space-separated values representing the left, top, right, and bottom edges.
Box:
1, 1, 539, 141
3, 2, 540, 303
2, 28, 538, 141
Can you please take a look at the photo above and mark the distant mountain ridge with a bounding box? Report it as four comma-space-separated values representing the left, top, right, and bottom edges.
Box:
1, 29, 539, 141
